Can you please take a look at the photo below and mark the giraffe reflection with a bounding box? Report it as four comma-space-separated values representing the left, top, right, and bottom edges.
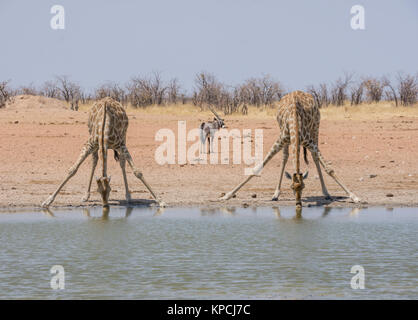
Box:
273, 206, 361, 220
83, 206, 133, 220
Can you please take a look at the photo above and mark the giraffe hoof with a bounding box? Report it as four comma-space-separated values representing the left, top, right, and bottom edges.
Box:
271, 197, 278, 201
324, 195, 332, 201
220, 193, 233, 201
157, 201, 166, 207
41, 197, 53, 208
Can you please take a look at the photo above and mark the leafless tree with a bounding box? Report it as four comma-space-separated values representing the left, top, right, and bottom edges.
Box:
307, 83, 329, 108
397, 72, 418, 106
382, 76, 398, 106
350, 81, 364, 105
363, 77, 385, 103
330, 73, 353, 106
95, 82, 126, 103
193, 72, 224, 108
127, 72, 168, 107
167, 78, 181, 104
237, 75, 283, 107
19, 83, 38, 96
55, 75, 81, 110
40, 80, 59, 98
0, 80, 13, 108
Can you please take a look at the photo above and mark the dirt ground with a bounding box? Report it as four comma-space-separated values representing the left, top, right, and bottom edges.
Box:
1, 95, 418, 210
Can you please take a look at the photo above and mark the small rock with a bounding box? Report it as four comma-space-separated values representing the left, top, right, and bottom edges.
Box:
251, 193, 257, 198
220, 192, 226, 197
243, 203, 249, 208
14, 120, 19, 124
11, 187, 16, 190
232, 194, 236, 198
386, 193, 394, 197
369, 174, 377, 178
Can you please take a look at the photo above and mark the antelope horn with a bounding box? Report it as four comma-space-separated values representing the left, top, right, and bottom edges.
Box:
208, 105, 223, 121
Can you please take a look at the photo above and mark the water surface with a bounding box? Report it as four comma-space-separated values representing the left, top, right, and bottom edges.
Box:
0, 206, 417, 299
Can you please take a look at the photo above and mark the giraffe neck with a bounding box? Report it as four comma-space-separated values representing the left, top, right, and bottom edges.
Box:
294, 105, 300, 174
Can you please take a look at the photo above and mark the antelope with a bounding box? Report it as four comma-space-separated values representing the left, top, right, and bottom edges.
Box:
199, 106, 225, 154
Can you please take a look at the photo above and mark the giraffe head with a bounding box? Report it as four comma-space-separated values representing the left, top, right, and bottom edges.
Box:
96, 176, 111, 207
285, 171, 309, 207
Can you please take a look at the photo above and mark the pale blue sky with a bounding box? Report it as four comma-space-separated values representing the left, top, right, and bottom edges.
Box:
0, 0, 417, 92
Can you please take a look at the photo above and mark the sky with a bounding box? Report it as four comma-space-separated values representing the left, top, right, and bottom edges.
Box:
0, 0, 417, 93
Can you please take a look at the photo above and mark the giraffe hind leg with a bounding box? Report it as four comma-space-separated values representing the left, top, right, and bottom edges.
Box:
308, 144, 360, 203
118, 151, 131, 202
121, 145, 165, 207
311, 151, 331, 200
272, 144, 289, 201
82, 150, 98, 202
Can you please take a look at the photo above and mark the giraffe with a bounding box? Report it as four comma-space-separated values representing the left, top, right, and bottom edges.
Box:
41, 97, 165, 208
219, 90, 360, 207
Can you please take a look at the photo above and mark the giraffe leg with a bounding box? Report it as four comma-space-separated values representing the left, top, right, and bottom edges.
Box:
118, 153, 131, 202
272, 144, 289, 201
121, 146, 165, 207
42, 142, 94, 207
82, 150, 98, 202
220, 136, 285, 200
308, 144, 360, 203
311, 151, 331, 199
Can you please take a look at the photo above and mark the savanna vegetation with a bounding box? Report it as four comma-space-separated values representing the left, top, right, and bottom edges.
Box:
1, 71, 417, 114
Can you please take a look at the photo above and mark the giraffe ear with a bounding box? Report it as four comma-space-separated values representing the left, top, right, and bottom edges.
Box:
285, 172, 292, 180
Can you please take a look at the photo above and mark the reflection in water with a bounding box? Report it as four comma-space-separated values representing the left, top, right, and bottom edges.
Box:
272, 206, 362, 220
273, 206, 303, 221
349, 208, 360, 217
220, 207, 236, 215
0, 206, 416, 299
153, 207, 165, 216
42, 208, 55, 218
81, 206, 133, 220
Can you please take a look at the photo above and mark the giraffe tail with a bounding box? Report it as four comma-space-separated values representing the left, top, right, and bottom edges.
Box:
303, 147, 309, 165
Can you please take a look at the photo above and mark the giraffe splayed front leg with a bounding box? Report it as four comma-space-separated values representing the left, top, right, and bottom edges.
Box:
42, 142, 94, 208
220, 137, 285, 200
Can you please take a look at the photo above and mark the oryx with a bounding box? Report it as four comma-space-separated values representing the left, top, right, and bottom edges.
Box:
199, 106, 226, 154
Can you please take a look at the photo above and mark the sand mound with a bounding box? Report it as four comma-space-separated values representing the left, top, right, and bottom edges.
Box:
6, 95, 69, 110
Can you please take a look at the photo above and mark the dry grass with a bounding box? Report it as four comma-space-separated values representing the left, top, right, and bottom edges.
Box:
78, 101, 418, 120
320, 101, 418, 120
